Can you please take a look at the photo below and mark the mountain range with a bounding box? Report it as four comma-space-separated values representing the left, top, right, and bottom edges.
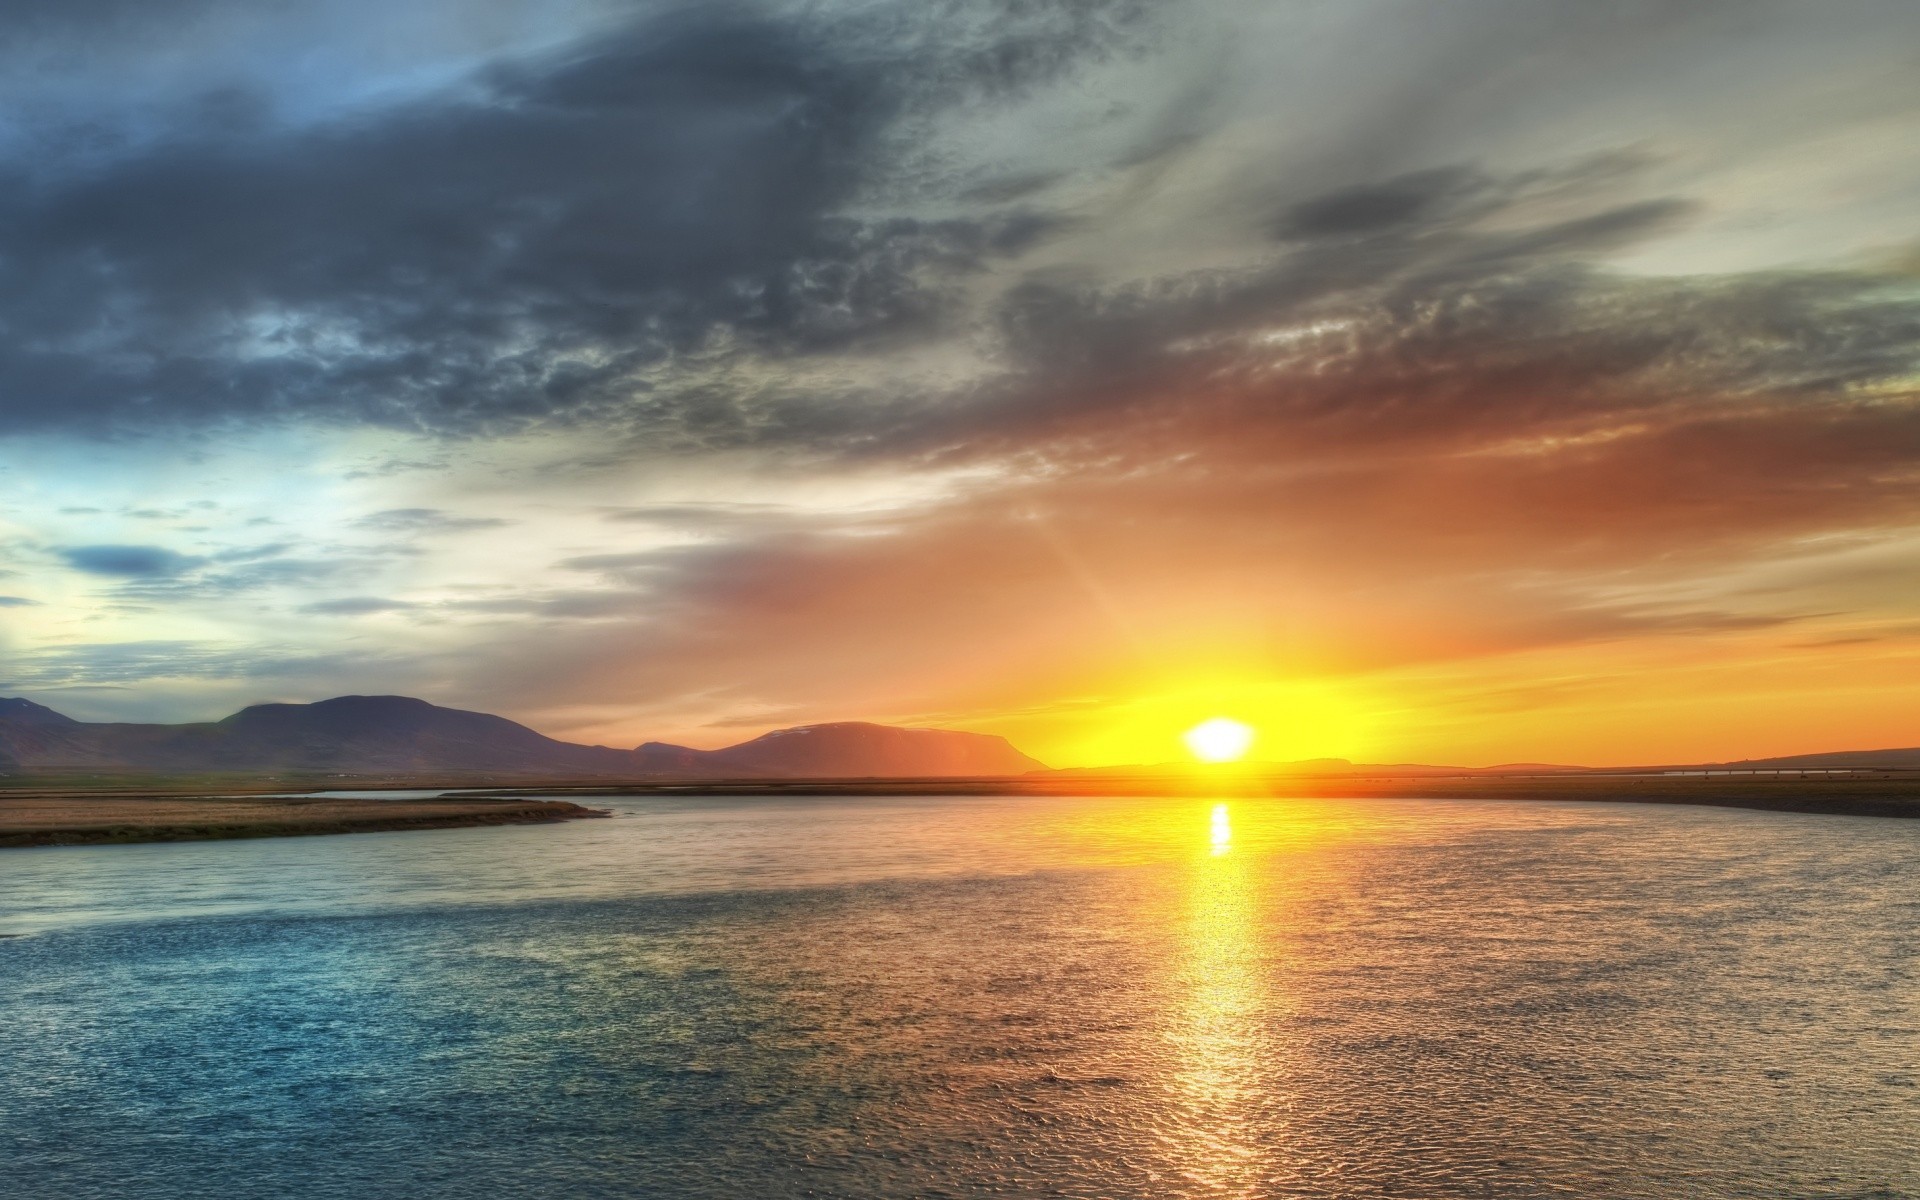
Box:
0, 695, 1048, 779
4, 693, 1912, 780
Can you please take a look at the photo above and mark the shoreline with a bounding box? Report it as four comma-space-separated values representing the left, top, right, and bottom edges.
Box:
3, 772, 1915, 849
465, 772, 1920, 819
0, 795, 609, 849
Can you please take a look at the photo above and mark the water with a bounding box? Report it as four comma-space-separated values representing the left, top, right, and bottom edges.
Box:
2, 794, 1916, 1199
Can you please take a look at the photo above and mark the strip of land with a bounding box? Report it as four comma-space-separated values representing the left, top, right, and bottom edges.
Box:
3, 769, 1915, 849
0, 793, 607, 848
469, 771, 1920, 818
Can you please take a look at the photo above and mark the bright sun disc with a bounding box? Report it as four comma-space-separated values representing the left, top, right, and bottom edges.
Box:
1184, 717, 1255, 763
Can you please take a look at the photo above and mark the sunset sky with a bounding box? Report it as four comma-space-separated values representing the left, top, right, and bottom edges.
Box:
4, 0, 1920, 767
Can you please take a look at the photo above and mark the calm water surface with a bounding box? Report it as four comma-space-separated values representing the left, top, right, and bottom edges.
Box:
2, 794, 1916, 1199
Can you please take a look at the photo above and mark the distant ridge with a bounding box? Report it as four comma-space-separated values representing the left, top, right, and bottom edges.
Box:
0, 695, 1045, 779
1715, 747, 1920, 771
637, 722, 1045, 778
0, 698, 80, 727
9, 693, 1911, 779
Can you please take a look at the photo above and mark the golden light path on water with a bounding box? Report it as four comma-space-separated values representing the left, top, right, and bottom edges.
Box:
1173, 801, 1266, 1195
1210, 802, 1233, 856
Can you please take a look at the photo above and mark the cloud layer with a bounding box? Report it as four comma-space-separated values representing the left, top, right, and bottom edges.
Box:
0, 0, 1146, 436
5, 0, 1920, 764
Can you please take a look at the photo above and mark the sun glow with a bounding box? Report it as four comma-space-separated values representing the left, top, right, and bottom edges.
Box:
1184, 717, 1255, 763
995, 675, 1369, 769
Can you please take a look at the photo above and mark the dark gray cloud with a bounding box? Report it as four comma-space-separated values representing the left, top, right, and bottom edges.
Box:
0, 0, 1146, 437
892, 163, 1920, 497
7, 0, 1909, 479
328, 150, 1900, 482
0, 596, 39, 607
1274, 166, 1486, 239
58, 544, 206, 576
2, 0, 300, 39
52, 541, 414, 612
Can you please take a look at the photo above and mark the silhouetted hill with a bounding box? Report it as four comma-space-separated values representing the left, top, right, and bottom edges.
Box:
0, 698, 80, 727
638, 722, 1047, 777
1718, 747, 1920, 770
0, 698, 103, 770
0, 696, 1047, 778
204, 696, 641, 774
0, 695, 633, 775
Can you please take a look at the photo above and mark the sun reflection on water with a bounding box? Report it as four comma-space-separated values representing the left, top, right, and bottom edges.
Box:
1164, 800, 1273, 1196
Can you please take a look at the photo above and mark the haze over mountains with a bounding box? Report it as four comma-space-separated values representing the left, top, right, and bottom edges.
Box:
1719, 748, 1920, 771
0, 696, 1047, 778
3, 694, 1913, 780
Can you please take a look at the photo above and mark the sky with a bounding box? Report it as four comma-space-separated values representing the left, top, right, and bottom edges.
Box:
3, 0, 1920, 768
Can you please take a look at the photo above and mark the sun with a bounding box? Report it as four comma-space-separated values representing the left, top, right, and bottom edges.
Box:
1183, 717, 1255, 764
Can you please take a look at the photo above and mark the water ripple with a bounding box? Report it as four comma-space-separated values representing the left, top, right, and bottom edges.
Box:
1, 795, 1916, 1198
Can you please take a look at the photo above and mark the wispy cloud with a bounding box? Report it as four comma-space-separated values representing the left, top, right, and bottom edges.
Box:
353, 509, 511, 534
299, 596, 417, 616
0, 640, 369, 688
57, 545, 206, 577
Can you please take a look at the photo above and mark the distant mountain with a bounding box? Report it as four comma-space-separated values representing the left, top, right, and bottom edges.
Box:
0, 698, 80, 727
0, 697, 104, 770
636, 722, 1046, 778
1716, 747, 1920, 770
8, 694, 1912, 778
0, 696, 1047, 779
0, 695, 632, 776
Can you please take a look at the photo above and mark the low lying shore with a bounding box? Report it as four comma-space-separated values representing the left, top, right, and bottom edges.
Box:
484, 771, 1920, 819
1277, 773, 1920, 818
3, 771, 1913, 850
0, 793, 608, 849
